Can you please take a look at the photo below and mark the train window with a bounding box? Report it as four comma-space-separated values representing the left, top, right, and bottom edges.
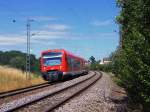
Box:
67, 56, 73, 70
43, 57, 62, 66
42, 52, 62, 66
70, 57, 75, 69
76, 60, 81, 68
43, 52, 62, 58
66, 56, 81, 70
73, 59, 81, 68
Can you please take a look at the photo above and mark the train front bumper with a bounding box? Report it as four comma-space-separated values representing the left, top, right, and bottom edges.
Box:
41, 71, 63, 81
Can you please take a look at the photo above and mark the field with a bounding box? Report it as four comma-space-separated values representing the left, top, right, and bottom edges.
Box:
0, 66, 46, 93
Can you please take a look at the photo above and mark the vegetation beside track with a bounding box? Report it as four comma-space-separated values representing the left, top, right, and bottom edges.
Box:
89, 0, 150, 111
0, 66, 45, 93
114, 0, 150, 111
0, 50, 40, 74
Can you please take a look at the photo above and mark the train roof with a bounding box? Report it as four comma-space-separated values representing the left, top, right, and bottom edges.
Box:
41, 49, 87, 62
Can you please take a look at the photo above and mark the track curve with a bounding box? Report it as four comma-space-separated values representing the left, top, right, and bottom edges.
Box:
0, 71, 102, 112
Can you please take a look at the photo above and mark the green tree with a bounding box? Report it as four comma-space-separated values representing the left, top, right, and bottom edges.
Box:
89, 56, 96, 64
113, 0, 150, 110
9, 56, 26, 71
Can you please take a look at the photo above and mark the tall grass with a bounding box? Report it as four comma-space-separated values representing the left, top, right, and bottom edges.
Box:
0, 66, 46, 92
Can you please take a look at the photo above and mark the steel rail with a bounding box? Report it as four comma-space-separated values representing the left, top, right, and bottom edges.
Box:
0, 82, 51, 99
0, 72, 96, 112
46, 71, 102, 112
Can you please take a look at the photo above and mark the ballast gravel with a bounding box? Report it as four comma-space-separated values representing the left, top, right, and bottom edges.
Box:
19, 73, 100, 112
0, 72, 94, 112
55, 72, 122, 112
0, 83, 62, 105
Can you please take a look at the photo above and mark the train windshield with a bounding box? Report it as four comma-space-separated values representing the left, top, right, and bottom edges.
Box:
42, 52, 62, 66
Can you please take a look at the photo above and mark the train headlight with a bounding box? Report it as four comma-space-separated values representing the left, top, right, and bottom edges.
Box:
59, 66, 62, 70
43, 66, 46, 70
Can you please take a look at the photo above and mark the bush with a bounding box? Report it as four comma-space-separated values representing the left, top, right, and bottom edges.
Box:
113, 0, 150, 110
89, 62, 112, 72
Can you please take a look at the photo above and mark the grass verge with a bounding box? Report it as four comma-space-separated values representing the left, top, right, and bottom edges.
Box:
0, 66, 46, 93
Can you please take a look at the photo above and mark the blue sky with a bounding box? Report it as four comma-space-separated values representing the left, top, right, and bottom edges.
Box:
0, 0, 119, 60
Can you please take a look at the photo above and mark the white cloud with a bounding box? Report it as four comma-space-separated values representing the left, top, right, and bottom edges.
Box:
0, 29, 68, 46
29, 16, 57, 21
35, 30, 67, 36
91, 20, 113, 26
44, 24, 70, 31
31, 39, 56, 45
31, 30, 68, 40
0, 35, 26, 45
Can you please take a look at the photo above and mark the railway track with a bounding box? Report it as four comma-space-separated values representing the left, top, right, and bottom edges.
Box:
0, 82, 51, 99
0, 71, 102, 112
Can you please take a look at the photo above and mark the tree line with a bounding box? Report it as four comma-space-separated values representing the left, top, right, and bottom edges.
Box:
89, 55, 112, 72
0, 50, 40, 74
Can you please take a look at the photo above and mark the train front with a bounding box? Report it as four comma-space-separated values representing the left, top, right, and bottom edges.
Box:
40, 50, 66, 81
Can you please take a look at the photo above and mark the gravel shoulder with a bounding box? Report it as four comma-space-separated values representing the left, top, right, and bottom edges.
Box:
55, 72, 128, 112
0, 72, 95, 112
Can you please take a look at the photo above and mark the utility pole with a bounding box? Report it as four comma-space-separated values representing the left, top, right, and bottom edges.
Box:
26, 18, 34, 79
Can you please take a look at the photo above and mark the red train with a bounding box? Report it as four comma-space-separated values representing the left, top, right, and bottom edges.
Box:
40, 49, 88, 81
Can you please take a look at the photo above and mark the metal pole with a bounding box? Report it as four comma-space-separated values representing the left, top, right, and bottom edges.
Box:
26, 20, 28, 79
26, 18, 34, 80
26, 19, 31, 80
28, 20, 31, 80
